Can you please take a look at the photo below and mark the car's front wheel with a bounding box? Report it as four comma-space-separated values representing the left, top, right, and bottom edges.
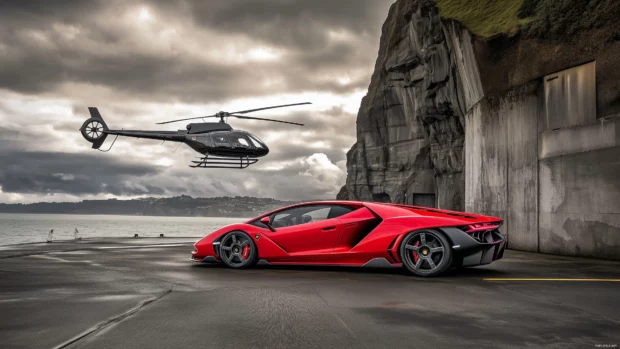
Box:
219, 231, 258, 269
399, 229, 452, 277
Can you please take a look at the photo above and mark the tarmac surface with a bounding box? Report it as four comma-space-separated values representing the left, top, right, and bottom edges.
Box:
0, 238, 619, 349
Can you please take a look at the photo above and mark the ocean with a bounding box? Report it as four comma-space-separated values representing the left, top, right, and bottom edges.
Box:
0, 213, 246, 246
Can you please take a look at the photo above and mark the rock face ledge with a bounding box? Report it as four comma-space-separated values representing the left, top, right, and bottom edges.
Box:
339, 0, 482, 211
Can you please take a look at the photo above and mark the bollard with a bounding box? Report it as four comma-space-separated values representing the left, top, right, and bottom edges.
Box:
47, 229, 54, 243
134, 234, 139, 238
159, 234, 164, 238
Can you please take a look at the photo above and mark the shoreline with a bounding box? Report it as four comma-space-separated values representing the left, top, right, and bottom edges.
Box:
0, 235, 203, 248
0, 212, 250, 219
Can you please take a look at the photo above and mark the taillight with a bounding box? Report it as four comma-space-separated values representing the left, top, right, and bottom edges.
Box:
461, 222, 503, 243
462, 222, 501, 233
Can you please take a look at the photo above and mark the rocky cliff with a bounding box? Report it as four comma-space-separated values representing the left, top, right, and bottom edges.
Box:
338, 0, 483, 210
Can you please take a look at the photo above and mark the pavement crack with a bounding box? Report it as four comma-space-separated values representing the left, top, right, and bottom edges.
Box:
51, 289, 172, 349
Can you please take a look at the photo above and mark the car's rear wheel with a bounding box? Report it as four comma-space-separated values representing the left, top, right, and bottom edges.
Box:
400, 229, 452, 277
219, 231, 258, 269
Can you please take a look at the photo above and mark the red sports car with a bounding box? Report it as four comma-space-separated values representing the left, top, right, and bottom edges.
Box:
191, 201, 506, 277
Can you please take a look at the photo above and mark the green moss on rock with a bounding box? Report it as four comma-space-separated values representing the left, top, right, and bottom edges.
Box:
437, 0, 531, 37
437, 0, 620, 40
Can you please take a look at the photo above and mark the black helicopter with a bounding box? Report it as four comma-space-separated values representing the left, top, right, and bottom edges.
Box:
79, 102, 310, 169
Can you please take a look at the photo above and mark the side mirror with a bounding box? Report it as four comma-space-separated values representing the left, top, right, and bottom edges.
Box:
260, 216, 276, 232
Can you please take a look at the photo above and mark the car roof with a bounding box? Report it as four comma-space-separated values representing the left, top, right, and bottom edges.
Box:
244, 200, 367, 223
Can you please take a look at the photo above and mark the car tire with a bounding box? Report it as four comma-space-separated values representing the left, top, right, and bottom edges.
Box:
219, 231, 258, 269
399, 229, 453, 277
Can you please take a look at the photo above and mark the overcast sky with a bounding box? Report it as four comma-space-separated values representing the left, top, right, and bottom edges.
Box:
0, 0, 394, 203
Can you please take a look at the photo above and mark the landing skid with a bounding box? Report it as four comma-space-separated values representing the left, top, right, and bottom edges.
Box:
190, 155, 258, 169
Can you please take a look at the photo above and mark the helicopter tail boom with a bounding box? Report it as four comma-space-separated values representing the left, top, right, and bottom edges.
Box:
80, 107, 110, 149
104, 129, 186, 142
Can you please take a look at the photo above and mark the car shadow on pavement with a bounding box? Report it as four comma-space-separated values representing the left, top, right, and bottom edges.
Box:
191, 263, 509, 278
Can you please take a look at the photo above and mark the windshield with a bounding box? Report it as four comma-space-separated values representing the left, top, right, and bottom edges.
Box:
246, 133, 266, 149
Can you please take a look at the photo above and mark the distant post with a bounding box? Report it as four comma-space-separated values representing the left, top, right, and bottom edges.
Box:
47, 229, 54, 243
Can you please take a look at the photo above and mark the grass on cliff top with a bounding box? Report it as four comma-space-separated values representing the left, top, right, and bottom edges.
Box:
436, 0, 531, 37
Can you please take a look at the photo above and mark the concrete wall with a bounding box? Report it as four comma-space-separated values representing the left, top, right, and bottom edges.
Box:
539, 146, 620, 259
505, 86, 541, 251
465, 83, 540, 251
465, 61, 620, 259
539, 117, 619, 159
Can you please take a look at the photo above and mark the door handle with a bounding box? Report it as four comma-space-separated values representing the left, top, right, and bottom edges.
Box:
322, 226, 336, 231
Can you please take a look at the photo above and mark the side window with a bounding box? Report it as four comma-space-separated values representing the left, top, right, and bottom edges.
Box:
270, 205, 332, 228
305, 207, 330, 221
211, 133, 229, 147
328, 205, 355, 219
271, 211, 293, 228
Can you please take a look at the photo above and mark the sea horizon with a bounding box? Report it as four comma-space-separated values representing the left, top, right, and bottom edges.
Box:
0, 212, 251, 219
0, 213, 247, 246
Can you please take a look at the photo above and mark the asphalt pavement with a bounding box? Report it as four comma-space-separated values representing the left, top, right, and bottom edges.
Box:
1, 238, 619, 349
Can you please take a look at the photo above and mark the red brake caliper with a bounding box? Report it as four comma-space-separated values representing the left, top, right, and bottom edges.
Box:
412, 241, 420, 264
242, 244, 250, 259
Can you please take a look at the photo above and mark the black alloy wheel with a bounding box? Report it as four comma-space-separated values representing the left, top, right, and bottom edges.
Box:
400, 229, 452, 277
219, 231, 258, 269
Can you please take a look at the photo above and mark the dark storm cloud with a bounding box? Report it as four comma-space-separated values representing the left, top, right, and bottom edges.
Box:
0, 125, 162, 196
184, 0, 389, 48
0, 0, 393, 102
0, 150, 163, 196
0, 150, 342, 200
0, 0, 101, 24
1, 47, 247, 101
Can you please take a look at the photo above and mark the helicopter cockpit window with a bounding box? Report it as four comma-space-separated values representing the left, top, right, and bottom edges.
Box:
228, 132, 252, 148
247, 134, 265, 149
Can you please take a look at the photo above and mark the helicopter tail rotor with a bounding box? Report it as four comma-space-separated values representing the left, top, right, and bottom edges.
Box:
80, 107, 110, 149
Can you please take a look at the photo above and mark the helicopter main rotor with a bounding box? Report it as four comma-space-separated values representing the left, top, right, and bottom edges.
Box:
157, 102, 310, 126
